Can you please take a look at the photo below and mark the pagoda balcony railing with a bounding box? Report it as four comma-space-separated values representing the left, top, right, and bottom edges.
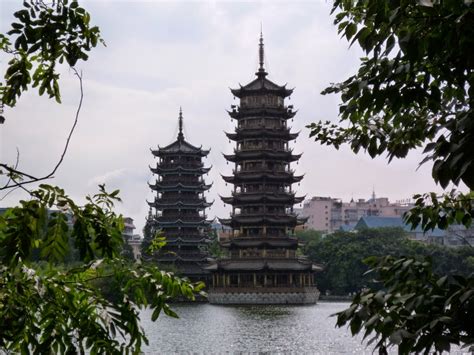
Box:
238, 123, 286, 130
231, 190, 294, 196
158, 215, 207, 220
162, 232, 207, 237
154, 198, 205, 204
235, 147, 290, 153
232, 211, 289, 216
160, 250, 208, 256
229, 233, 293, 238
233, 168, 294, 174
158, 254, 208, 261
231, 189, 292, 195
231, 104, 293, 113
157, 163, 204, 169
230, 212, 297, 218
155, 179, 204, 185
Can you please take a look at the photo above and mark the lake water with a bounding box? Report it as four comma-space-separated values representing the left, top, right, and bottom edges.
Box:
140, 302, 469, 354
140, 302, 371, 354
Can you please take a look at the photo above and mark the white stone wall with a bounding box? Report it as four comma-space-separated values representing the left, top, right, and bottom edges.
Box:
208, 288, 320, 305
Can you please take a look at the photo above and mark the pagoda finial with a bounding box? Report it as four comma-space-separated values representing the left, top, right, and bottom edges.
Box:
256, 25, 267, 78
178, 107, 184, 141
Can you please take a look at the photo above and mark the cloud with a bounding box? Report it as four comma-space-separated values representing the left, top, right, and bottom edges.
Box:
1, 1, 450, 233
88, 168, 127, 186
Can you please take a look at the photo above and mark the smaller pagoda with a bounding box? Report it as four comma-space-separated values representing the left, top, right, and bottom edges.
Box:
148, 109, 213, 282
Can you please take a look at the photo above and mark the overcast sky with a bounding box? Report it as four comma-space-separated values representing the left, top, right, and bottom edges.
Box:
0, 1, 451, 233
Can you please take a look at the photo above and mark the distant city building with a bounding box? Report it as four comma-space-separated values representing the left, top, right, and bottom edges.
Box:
123, 217, 135, 238
301, 193, 413, 233
122, 217, 142, 260
353, 216, 474, 247
211, 222, 232, 242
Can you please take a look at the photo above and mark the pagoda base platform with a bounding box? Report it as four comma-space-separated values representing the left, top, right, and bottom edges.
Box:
207, 287, 320, 305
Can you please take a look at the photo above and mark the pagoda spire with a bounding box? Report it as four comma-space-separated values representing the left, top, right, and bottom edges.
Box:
177, 107, 184, 141
256, 27, 267, 78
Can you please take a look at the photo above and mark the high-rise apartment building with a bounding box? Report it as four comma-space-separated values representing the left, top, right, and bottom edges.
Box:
301, 194, 413, 233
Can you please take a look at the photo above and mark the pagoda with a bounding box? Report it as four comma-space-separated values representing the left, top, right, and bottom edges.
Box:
148, 109, 213, 282
207, 33, 321, 304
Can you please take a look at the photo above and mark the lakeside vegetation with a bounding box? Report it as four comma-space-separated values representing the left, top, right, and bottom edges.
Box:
297, 228, 474, 295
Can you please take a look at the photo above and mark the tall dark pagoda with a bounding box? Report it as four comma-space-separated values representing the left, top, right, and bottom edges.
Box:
207, 33, 321, 304
148, 109, 213, 281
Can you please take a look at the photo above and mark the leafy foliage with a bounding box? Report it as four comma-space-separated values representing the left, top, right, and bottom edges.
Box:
335, 256, 474, 354
405, 190, 473, 232
310, 2, 474, 352
0, 0, 104, 107
303, 228, 474, 295
0, 185, 204, 354
308, 0, 474, 230
207, 229, 226, 259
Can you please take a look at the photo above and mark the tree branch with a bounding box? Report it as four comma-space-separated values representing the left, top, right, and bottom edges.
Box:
0, 68, 84, 191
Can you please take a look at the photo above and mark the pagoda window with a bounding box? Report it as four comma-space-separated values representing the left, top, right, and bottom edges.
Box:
267, 227, 284, 237
229, 274, 238, 287
267, 248, 287, 258
241, 248, 260, 258
276, 274, 288, 286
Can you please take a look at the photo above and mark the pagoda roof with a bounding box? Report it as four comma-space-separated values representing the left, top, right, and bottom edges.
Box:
155, 221, 212, 229
151, 140, 209, 156
150, 165, 211, 175
175, 263, 211, 276
221, 192, 305, 205
221, 237, 298, 249
151, 108, 210, 156
222, 172, 303, 184
231, 77, 293, 99
149, 181, 212, 192
230, 30, 293, 99
156, 218, 212, 226
148, 199, 213, 209
157, 254, 209, 263
228, 107, 296, 119
206, 258, 321, 272
225, 129, 299, 141
165, 237, 210, 244
223, 150, 302, 163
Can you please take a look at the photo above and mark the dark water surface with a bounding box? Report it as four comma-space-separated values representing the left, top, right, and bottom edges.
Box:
140, 302, 370, 354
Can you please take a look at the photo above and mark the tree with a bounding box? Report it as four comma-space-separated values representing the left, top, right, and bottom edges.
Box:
308, 0, 473, 231
0, 185, 204, 353
309, 1, 474, 352
0, 1, 202, 353
303, 228, 474, 295
335, 256, 474, 354
1, 0, 103, 190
